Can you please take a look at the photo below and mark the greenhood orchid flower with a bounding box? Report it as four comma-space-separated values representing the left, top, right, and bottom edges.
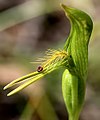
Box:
4, 4, 93, 120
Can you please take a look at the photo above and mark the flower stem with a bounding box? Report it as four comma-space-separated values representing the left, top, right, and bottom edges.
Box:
69, 72, 79, 120
69, 114, 79, 120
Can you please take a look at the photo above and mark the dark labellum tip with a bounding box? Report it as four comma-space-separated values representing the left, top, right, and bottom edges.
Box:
37, 66, 43, 72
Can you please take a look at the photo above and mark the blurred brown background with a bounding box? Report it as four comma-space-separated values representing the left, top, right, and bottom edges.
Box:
0, 0, 100, 120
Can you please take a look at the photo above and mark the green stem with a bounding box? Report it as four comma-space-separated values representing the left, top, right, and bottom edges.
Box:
62, 69, 81, 120
69, 113, 79, 120
69, 73, 79, 120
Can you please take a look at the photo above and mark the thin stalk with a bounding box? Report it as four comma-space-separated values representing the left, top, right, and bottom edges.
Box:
69, 74, 79, 120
